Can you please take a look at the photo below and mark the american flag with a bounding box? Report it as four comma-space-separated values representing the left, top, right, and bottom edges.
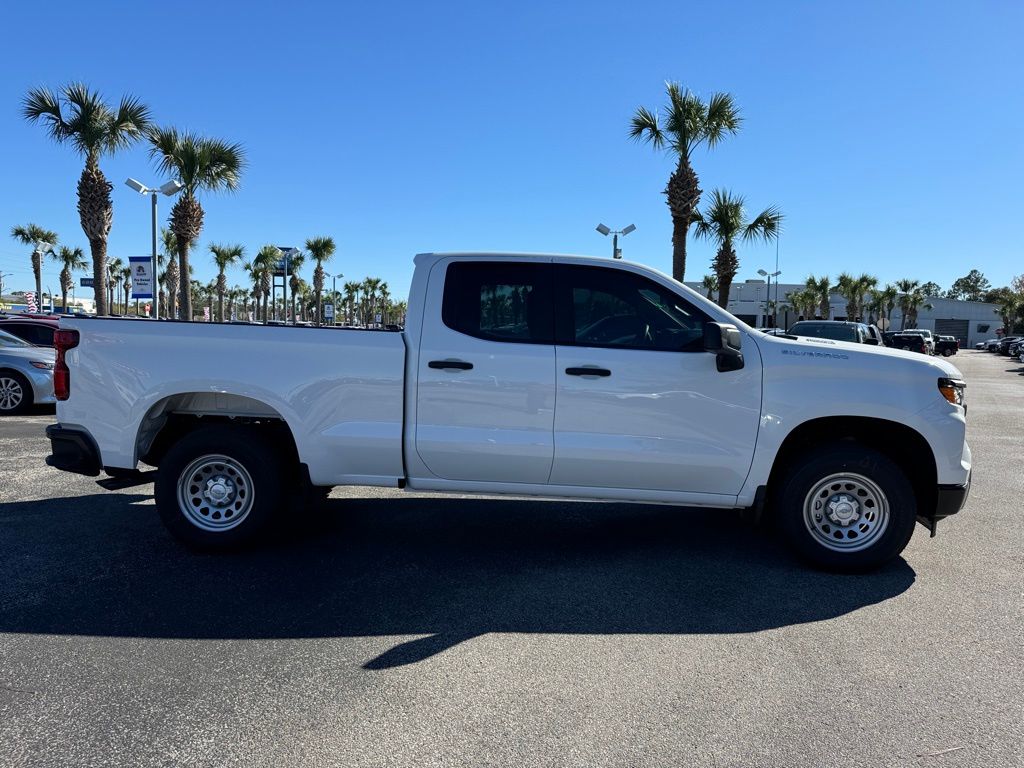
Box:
25, 291, 37, 312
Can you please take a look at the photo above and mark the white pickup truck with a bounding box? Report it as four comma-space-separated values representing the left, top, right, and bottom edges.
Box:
46, 253, 971, 571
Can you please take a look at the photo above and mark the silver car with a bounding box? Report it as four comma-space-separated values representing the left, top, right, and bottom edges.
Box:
0, 329, 55, 414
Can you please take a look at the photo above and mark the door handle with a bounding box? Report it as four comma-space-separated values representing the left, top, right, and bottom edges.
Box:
428, 359, 474, 371
565, 366, 611, 377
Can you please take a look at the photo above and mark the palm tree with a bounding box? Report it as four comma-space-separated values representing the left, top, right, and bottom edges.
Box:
51, 246, 88, 309
701, 274, 718, 300
784, 288, 814, 322
160, 229, 179, 319
147, 127, 245, 320
871, 284, 899, 329
692, 189, 782, 308
209, 243, 244, 322
284, 251, 306, 323
363, 277, 383, 326
805, 276, 833, 320
895, 279, 920, 330
121, 264, 132, 313
10, 225, 59, 306
629, 83, 742, 281
106, 257, 124, 313
343, 281, 361, 325
249, 246, 280, 323
836, 272, 878, 321
996, 293, 1023, 334
23, 84, 150, 315
305, 236, 336, 326
379, 282, 391, 325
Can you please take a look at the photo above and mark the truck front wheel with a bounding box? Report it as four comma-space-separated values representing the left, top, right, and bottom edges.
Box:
155, 425, 283, 549
773, 445, 917, 572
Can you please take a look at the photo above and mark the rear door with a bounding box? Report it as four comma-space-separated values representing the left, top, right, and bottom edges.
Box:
414, 259, 557, 484
550, 264, 761, 496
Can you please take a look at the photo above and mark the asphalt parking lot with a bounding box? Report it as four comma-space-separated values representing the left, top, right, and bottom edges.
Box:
1, 351, 1021, 767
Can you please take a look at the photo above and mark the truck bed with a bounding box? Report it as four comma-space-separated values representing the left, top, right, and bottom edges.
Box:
58, 318, 407, 486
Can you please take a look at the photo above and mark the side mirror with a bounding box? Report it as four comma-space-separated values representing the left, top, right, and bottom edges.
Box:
704, 322, 744, 372
864, 337, 880, 345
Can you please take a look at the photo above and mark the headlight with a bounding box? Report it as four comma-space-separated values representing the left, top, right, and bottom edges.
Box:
30, 361, 54, 370
938, 377, 965, 407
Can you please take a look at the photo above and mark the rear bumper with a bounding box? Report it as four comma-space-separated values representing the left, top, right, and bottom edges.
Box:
45, 424, 101, 476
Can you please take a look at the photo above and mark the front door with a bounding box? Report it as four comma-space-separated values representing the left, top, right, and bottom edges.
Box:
550, 264, 762, 496
415, 259, 557, 484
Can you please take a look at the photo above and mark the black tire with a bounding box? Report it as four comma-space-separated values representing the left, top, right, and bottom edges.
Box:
772, 444, 917, 572
0, 370, 32, 415
942, 349, 953, 357
155, 425, 284, 550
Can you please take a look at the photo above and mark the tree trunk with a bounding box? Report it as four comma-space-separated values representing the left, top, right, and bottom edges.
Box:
664, 158, 701, 282
714, 243, 739, 309
171, 194, 204, 321
217, 272, 227, 323
32, 251, 43, 310
77, 160, 113, 316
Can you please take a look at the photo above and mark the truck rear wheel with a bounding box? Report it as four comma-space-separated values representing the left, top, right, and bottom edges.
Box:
155, 425, 283, 549
773, 445, 917, 572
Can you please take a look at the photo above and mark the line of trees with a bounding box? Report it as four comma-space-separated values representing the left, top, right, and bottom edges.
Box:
776, 272, 1024, 333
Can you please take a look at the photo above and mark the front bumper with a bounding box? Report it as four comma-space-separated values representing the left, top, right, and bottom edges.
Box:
917, 474, 971, 536
45, 424, 101, 476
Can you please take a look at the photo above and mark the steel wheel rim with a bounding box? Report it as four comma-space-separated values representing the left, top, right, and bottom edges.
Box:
803, 472, 890, 552
176, 454, 255, 532
0, 377, 24, 411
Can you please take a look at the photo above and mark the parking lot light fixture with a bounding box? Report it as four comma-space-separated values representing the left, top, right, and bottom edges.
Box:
125, 178, 183, 319
595, 223, 636, 259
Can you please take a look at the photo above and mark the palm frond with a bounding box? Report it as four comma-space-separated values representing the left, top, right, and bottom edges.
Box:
742, 205, 783, 242
628, 106, 664, 148
107, 94, 151, 153
703, 92, 743, 148
22, 87, 69, 143
305, 235, 336, 263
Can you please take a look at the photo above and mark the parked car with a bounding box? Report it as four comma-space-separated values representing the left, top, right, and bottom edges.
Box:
996, 336, 1021, 356
1007, 339, 1024, 357
974, 339, 995, 350
986, 339, 1002, 351
786, 320, 878, 344
0, 328, 56, 414
46, 252, 971, 572
0, 316, 60, 347
887, 333, 929, 354
903, 328, 935, 354
934, 335, 959, 357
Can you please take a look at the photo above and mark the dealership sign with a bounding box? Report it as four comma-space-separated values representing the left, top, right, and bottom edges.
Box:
129, 257, 154, 300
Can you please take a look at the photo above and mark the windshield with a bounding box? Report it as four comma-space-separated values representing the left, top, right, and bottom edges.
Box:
0, 329, 32, 348
788, 322, 859, 342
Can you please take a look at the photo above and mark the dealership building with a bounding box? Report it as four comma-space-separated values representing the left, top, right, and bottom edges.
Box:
684, 280, 1001, 347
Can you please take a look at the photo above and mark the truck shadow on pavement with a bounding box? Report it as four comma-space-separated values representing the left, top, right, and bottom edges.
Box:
0, 492, 916, 669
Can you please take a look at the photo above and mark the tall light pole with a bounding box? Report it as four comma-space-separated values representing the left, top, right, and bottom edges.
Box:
758, 268, 782, 327
595, 223, 636, 259
332, 272, 343, 325
125, 178, 183, 318
33, 241, 53, 311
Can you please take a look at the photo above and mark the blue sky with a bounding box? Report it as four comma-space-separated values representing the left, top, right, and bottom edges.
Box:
1, 0, 1021, 301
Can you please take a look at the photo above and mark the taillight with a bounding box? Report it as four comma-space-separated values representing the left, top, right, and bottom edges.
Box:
53, 329, 79, 401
